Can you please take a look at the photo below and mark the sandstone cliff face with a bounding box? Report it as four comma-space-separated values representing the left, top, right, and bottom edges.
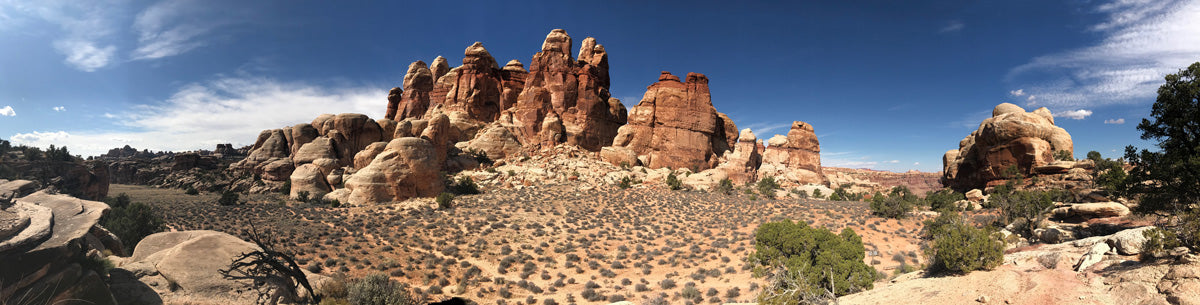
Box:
758, 121, 826, 186
942, 103, 1074, 190
604, 71, 735, 171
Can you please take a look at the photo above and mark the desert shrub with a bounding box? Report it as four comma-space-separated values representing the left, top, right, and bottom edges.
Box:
100, 201, 164, 251
1142, 208, 1200, 259
1091, 152, 1128, 195
297, 191, 310, 202
665, 172, 683, 190
318, 276, 349, 300
447, 176, 481, 195
714, 178, 734, 195
79, 255, 114, 278
1053, 150, 1074, 161
923, 189, 965, 212
659, 278, 676, 289
681, 286, 701, 300
348, 273, 421, 305
465, 148, 493, 167
436, 193, 455, 209
828, 184, 862, 202
618, 176, 638, 189
104, 193, 132, 209
792, 189, 809, 199
869, 186, 918, 219
812, 189, 823, 199
218, 190, 240, 206
184, 186, 199, 195
757, 176, 780, 199
924, 213, 1003, 274
989, 189, 1057, 236
750, 220, 875, 303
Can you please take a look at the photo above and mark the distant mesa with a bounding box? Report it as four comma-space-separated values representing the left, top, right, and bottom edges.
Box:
942, 102, 1074, 190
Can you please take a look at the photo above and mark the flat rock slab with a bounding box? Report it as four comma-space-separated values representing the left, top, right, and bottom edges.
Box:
0, 201, 52, 252
0, 179, 41, 199
17, 191, 109, 252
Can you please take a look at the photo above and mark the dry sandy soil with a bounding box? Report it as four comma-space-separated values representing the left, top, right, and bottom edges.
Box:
112, 182, 936, 304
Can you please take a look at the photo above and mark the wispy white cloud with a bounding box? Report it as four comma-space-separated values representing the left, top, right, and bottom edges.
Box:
52, 106, 66, 112
1104, 118, 1126, 124
0, 106, 14, 116
743, 122, 792, 138
1009, 89, 1026, 97
11, 130, 69, 143
10, 76, 387, 156
948, 110, 993, 129
1008, 0, 1200, 108
2, 0, 123, 71
130, 0, 243, 60
939, 20, 964, 33
1055, 109, 1093, 120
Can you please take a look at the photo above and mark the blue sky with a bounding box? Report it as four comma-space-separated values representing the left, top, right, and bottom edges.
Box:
1, 0, 1197, 172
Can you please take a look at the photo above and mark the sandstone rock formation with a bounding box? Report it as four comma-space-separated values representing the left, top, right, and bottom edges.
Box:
605, 71, 735, 171
338, 137, 442, 206
839, 226, 1196, 305
108, 230, 327, 305
0, 159, 110, 201
0, 187, 121, 304
388, 29, 626, 154
758, 121, 826, 186
232, 113, 387, 194
713, 128, 763, 184
942, 103, 1074, 191
510, 29, 627, 151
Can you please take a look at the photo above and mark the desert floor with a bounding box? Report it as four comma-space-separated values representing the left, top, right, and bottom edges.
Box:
112, 183, 937, 304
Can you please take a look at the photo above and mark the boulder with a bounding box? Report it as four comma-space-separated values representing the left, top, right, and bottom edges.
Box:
600, 146, 638, 167
311, 113, 385, 166
966, 189, 987, 202
1107, 226, 1156, 255
1035, 226, 1075, 244
0, 179, 41, 198
114, 230, 312, 304
606, 71, 732, 171
1053, 202, 1131, 219
1075, 242, 1111, 271
292, 137, 337, 165
353, 142, 388, 170
942, 103, 1074, 190
290, 163, 331, 200
463, 123, 522, 160
340, 138, 443, 206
